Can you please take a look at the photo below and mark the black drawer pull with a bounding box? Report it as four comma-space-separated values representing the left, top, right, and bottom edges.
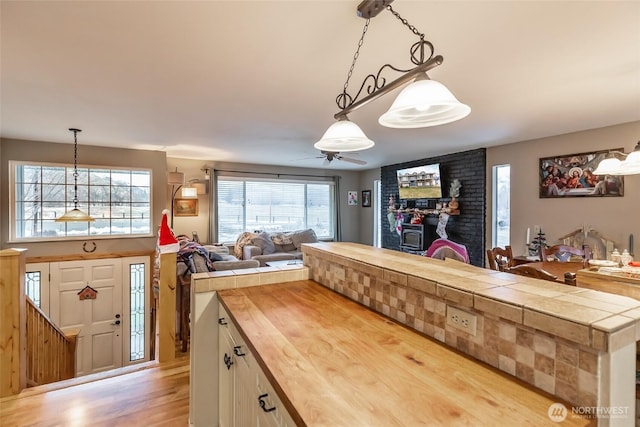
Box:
218, 317, 228, 325
258, 393, 276, 412
233, 346, 246, 357
224, 353, 233, 370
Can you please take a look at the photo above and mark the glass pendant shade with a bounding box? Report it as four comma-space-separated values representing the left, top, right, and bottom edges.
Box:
314, 118, 375, 152
56, 208, 95, 222
593, 157, 623, 175
619, 150, 640, 175
56, 128, 94, 223
379, 74, 471, 128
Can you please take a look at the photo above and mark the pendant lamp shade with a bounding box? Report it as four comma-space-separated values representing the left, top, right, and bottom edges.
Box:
619, 150, 640, 175
593, 157, 623, 175
57, 208, 95, 222
56, 128, 94, 223
314, 118, 375, 153
378, 75, 470, 128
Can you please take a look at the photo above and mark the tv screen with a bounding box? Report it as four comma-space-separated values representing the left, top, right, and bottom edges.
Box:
396, 164, 442, 199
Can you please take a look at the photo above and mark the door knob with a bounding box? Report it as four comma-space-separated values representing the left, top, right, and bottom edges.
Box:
111, 320, 121, 325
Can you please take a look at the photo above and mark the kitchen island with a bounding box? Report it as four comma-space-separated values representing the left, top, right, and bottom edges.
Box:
219, 280, 592, 426
189, 242, 640, 426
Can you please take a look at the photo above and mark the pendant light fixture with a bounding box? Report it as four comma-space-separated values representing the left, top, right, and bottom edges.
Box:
315, 0, 470, 153
56, 128, 95, 222
593, 142, 640, 176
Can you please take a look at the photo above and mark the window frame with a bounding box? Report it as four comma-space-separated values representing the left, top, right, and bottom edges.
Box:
215, 174, 336, 243
9, 160, 154, 243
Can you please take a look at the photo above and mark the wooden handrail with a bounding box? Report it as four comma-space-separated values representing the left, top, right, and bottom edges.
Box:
25, 297, 79, 387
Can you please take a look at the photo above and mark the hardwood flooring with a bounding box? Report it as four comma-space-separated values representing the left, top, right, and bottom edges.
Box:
0, 356, 190, 427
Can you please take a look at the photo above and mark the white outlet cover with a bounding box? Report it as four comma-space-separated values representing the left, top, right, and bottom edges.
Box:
446, 306, 477, 336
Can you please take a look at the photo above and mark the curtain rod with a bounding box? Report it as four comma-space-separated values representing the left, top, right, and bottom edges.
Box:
213, 168, 340, 180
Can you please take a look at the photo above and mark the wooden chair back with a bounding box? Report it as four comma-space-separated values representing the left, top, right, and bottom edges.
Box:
541, 245, 584, 262
506, 264, 558, 282
486, 246, 514, 271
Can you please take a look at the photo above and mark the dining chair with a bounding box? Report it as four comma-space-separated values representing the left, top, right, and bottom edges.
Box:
505, 264, 558, 282
541, 244, 584, 262
486, 246, 514, 271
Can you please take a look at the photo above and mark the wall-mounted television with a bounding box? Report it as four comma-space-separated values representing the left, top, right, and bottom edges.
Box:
396, 164, 442, 199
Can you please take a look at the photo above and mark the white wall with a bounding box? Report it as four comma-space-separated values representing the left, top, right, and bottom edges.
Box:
358, 168, 381, 246
486, 121, 640, 257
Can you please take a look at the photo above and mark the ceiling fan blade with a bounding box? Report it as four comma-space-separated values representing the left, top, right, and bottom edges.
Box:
337, 155, 367, 165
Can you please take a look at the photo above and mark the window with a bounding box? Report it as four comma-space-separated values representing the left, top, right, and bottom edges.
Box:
129, 262, 146, 362
10, 161, 152, 241
216, 177, 335, 242
492, 164, 511, 248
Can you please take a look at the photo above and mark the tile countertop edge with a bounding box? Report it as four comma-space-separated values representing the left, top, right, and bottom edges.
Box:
303, 242, 640, 347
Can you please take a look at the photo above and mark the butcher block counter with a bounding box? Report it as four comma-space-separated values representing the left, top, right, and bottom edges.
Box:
218, 280, 592, 426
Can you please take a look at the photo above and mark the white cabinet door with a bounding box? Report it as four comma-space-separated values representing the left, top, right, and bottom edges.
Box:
50, 259, 123, 376
218, 308, 235, 427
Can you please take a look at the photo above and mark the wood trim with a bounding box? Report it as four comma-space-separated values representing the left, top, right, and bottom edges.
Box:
0, 249, 28, 397
26, 250, 155, 264
158, 253, 177, 362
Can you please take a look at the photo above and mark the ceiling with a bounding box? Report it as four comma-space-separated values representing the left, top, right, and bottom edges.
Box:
2, 1, 639, 170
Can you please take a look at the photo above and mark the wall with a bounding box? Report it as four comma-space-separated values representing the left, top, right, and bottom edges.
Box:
486, 121, 640, 258
166, 158, 362, 244
0, 138, 167, 257
358, 168, 381, 246
380, 149, 486, 266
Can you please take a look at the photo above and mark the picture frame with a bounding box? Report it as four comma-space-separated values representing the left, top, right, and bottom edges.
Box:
362, 190, 372, 207
174, 198, 199, 216
539, 149, 624, 198
347, 191, 358, 206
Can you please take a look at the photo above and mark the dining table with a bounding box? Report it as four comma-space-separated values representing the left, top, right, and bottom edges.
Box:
520, 260, 586, 283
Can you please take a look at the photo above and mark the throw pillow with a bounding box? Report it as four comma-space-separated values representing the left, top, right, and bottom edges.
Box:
252, 232, 276, 255
290, 229, 318, 249
270, 232, 294, 246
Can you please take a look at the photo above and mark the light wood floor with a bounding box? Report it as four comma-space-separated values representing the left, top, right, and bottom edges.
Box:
0, 355, 190, 426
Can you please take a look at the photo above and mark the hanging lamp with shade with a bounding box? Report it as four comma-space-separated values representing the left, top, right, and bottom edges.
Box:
56, 128, 94, 222
315, 0, 470, 153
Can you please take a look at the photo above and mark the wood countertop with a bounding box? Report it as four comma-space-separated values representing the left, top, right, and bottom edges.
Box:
219, 280, 592, 427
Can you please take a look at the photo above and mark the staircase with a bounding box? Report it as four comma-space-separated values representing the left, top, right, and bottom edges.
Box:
1, 248, 78, 397
25, 297, 78, 387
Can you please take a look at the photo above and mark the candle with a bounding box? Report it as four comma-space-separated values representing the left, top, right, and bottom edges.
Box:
526, 227, 530, 245
630, 233, 634, 255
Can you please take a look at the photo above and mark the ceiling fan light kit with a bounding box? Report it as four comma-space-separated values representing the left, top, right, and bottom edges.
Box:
315, 0, 470, 153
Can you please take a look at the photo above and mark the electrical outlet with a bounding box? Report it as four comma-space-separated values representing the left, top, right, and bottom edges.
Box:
446, 306, 477, 336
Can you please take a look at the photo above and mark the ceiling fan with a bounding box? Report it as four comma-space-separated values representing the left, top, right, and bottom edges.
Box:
319, 151, 367, 165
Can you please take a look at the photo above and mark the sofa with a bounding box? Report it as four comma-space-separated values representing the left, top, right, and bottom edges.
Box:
240, 229, 318, 267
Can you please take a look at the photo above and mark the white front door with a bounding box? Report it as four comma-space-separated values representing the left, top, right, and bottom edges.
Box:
50, 259, 123, 376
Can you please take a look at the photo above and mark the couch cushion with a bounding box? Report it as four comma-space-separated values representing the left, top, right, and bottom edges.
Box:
252, 232, 276, 255
212, 259, 260, 271
290, 229, 318, 249
271, 232, 296, 252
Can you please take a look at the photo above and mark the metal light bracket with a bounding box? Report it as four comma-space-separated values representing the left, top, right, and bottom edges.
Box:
334, 2, 444, 120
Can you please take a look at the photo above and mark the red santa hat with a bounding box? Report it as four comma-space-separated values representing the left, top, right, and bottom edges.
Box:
158, 209, 179, 254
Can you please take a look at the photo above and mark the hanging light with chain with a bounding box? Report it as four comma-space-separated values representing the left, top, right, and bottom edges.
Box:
315, 0, 470, 153
56, 128, 95, 222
